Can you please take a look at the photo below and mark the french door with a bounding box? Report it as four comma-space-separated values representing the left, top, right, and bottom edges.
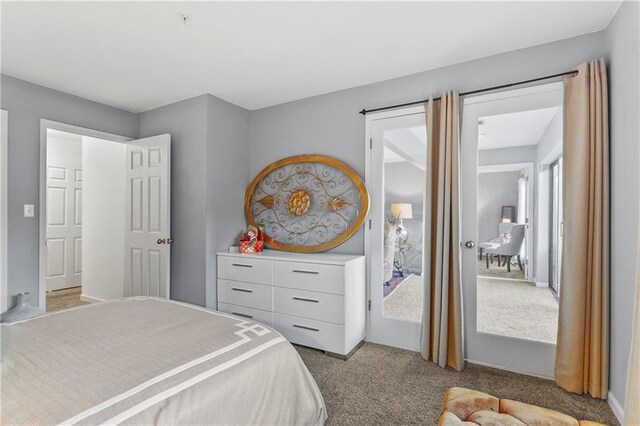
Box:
366, 108, 426, 351
460, 84, 562, 378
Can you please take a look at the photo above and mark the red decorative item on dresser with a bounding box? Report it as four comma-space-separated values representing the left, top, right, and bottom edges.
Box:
239, 225, 264, 253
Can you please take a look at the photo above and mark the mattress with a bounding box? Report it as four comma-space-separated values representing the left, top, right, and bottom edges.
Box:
0, 297, 327, 425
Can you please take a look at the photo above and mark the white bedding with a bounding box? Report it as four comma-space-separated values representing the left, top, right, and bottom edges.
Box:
0, 297, 327, 425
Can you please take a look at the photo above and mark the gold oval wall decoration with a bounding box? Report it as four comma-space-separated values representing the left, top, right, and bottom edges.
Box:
245, 155, 370, 253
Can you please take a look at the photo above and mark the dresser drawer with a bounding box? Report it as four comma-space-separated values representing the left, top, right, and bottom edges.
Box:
218, 302, 273, 328
273, 261, 344, 295
217, 279, 273, 311
274, 287, 345, 325
218, 256, 273, 285
274, 313, 344, 354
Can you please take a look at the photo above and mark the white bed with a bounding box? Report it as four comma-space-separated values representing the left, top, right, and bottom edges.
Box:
1, 297, 327, 425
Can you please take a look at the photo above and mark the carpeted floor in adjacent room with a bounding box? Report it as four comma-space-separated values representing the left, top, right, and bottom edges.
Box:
477, 276, 559, 344
295, 343, 618, 425
477, 257, 525, 280
46, 287, 89, 313
383, 274, 423, 322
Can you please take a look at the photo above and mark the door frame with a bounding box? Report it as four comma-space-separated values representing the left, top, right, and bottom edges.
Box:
1, 110, 7, 313
39, 119, 132, 308
364, 105, 426, 351
548, 157, 563, 297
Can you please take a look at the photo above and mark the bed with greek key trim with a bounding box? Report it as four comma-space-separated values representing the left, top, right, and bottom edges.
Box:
1, 297, 327, 425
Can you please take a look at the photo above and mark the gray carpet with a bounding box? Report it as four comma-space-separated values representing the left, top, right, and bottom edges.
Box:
295, 343, 618, 425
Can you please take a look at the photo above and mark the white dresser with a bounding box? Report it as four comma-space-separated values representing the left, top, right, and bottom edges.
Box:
217, 249, 366, 356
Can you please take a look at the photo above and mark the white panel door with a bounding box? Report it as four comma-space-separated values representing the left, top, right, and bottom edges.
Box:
125, 135, 171, 298
46, 153, 82, 291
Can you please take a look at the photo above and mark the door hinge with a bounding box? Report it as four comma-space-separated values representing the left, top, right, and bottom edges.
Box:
368, 219, 372, 230
368, 300, 371, 311
369, 138, 372, 149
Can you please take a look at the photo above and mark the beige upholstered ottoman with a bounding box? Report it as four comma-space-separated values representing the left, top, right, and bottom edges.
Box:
438, 387, 606, 426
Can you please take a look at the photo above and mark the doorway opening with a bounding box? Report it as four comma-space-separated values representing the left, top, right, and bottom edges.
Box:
44, 128, 129, 312
39, 121, 172, 312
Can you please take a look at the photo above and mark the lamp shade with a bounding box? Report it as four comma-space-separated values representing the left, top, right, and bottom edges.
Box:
390, 203, 413, 219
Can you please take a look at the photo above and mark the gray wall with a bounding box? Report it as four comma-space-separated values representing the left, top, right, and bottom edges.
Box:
477, 171, 520, 245
1, 75, 138, 308
605, 0, 640, 408
138, 96, 209, 306
205, 95, 251, 309
2, 80, 250, 310
384, 161, 424, 219
250, 31, 607, 255
139, 95, 249, 308
138, 94, 250, 309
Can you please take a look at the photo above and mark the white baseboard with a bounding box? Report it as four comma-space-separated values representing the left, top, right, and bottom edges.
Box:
80, 294, 105, 303
607, 390, 624, 425
535, 281, 549, 288
466, 358, 554, 380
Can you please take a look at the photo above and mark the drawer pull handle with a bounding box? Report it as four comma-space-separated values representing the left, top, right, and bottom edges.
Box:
232, 287, 253, 293
292, 269, 319, 275
293, 297, 320, 303
232, 312, 253, 319
293, 324, 320, 332
232, 263, 253, 268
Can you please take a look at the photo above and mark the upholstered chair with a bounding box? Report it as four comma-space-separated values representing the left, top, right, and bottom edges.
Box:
485, 224, 525, 272
477, 223, 516, 261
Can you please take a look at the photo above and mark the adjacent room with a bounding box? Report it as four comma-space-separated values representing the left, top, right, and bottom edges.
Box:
382, 123, 426, 323
475, 97, 563, 345
1, 2, 638, 426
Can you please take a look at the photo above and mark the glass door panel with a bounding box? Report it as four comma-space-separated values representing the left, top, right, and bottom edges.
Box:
367, 110, 426, 351
461, 84, 563, 378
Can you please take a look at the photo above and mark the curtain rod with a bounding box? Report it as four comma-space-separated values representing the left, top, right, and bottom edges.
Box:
358, 70, 578, 115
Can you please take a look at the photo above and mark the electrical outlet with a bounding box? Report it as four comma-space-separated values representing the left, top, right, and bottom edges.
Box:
23, 204, 34, 218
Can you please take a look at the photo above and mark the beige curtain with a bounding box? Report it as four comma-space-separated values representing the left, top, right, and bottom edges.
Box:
555, 60, 609, 398
421, 91, 464, 371
625, 223, 640, 424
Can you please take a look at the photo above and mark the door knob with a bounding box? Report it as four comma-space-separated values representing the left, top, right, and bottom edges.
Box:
464, 240, 475, 249
157, 238, 166, 245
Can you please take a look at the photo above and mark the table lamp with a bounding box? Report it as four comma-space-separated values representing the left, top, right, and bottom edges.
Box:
390, 203, 413, 244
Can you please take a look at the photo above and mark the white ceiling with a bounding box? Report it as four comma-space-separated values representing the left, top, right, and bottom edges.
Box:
384, 126, 426, 170
478, 107, 561, 150
383, 147, 406, 163
1, 1, 621, 112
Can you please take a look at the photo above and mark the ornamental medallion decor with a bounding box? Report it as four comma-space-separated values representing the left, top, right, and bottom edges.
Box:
245, 155, 370, 253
